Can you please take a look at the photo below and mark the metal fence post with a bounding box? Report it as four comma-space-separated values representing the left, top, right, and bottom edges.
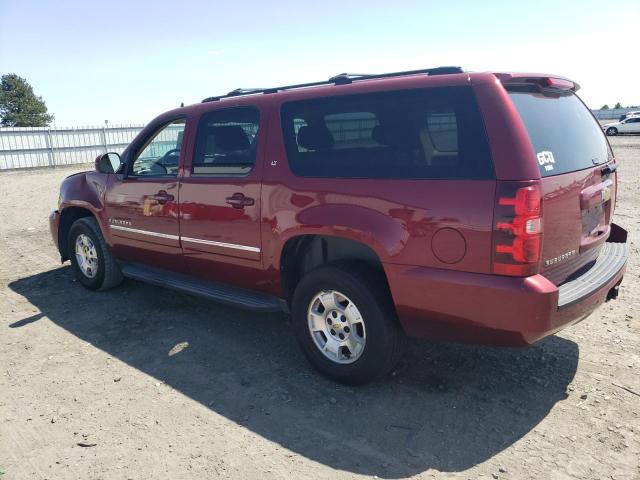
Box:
45, 127, 56, 167
102, 125, 108, 153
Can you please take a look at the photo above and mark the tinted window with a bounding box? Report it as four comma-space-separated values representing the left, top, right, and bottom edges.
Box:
132, 119, 185, 177
192, 107, 259, 176
281, 87, 493, 179
508, 88, 609, 177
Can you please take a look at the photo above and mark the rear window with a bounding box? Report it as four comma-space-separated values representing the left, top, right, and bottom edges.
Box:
281, 87, 494, 179
508, 87, 609, 177
192, 107, 259, 176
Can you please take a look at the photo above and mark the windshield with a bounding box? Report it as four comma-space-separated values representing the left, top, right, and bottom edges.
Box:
508, 88, 609, 177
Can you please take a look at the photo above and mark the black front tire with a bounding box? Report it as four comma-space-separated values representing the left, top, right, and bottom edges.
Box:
606, 127, 618, 136
68, 216, 123, 291
291, 262, 406, 385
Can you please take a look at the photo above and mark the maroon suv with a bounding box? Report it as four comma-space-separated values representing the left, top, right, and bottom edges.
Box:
50, 67, 629, 384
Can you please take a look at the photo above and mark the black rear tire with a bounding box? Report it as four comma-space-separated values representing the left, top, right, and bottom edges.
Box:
68, 216, 123, 291
291, 262, 406, 385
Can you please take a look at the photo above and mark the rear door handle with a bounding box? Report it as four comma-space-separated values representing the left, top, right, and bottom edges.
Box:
151, 190, 175, 204
226, 193, 255, 209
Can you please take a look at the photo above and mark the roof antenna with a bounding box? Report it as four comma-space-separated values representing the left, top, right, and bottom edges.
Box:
180, 102, 184, 107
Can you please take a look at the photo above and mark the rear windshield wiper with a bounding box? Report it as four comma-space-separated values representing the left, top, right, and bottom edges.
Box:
600, 163, 618, 176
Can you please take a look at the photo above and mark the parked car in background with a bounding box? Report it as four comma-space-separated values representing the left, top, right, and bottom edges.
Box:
619, 110, 640, 121
49, 67, 628, 385
603, 115, 640, 136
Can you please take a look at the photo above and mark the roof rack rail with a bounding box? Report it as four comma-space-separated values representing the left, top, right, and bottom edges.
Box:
201, 66, 463, 103
226, 88, 265, 97
328, 73, 374, 85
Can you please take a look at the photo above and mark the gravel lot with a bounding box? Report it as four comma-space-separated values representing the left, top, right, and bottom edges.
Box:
1, 136, 638, 480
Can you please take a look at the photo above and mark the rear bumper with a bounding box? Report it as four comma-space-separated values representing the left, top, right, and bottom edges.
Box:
385, 226, 628, 346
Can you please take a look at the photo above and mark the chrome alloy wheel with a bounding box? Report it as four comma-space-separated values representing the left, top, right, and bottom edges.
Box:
75, 234, 98, 278
307, 290, 366, 364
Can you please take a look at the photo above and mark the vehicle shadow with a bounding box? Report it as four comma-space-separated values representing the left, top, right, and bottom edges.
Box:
9, 266, 579, 478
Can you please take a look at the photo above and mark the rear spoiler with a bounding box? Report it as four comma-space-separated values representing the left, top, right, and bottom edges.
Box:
495, 73, 580, 92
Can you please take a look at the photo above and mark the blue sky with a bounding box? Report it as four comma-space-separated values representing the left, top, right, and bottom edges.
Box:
1, 0, 638, 126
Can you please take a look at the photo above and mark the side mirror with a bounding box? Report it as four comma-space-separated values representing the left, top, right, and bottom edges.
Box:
95, 152, 122, 174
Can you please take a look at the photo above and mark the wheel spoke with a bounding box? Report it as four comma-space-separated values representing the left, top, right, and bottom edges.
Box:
318, 291, 338, 311
323, 337, 341, 358
343, 335, 362, 358
344, 302, 362, 323
308, 311, 326, 332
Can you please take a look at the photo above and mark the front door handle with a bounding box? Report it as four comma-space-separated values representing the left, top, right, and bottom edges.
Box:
151, 190, 175, 205
226, 193, 255, 209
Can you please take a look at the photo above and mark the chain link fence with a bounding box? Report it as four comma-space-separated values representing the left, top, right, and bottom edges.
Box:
0, 124, 144, 170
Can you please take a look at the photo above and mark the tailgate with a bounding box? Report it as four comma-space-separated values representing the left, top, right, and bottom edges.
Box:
507, 86, 615, 285
540, 166, 615, 284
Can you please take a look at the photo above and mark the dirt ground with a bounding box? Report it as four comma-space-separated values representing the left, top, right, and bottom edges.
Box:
1, 136, 638, 480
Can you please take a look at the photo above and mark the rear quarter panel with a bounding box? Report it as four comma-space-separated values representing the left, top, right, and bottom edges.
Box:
259, 98, 496, 296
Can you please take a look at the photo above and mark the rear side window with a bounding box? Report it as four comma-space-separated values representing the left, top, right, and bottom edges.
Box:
192, 107, 259, 176
281, 87, 493, 179
508, 88, 609, 176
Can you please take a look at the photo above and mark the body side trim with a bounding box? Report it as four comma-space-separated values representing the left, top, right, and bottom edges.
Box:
109, 225, 260, 252
181, 236, 261, 253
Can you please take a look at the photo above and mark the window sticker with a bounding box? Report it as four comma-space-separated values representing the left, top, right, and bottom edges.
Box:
537, 151, 555, 171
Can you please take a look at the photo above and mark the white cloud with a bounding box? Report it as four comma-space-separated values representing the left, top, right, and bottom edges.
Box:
206, 49, 225, 56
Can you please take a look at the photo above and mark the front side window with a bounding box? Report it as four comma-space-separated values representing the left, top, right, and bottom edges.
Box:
280, 87, 493, 179
192, 107, 260, 176
131, 119, 185, 176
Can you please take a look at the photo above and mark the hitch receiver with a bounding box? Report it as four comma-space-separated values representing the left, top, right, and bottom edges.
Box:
606, 286, 619, 302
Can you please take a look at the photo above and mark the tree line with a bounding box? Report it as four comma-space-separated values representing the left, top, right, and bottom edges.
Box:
0, 73, 53, 127
600, 102, 639, 110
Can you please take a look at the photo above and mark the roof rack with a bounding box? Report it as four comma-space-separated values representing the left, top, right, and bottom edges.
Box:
226, 88, 265, 97
201, 66, 463, 103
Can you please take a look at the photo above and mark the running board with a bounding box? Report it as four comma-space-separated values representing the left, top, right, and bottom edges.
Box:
120, 262, 285, 313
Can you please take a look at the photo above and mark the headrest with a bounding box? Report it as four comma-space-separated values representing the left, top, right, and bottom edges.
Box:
371, 125, 386, 145
209, 125, 250, 152
297, 125, 334, 151
371, 123, 419, 148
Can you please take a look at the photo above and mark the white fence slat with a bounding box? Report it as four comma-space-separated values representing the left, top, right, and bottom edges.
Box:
0, 124, 146, 170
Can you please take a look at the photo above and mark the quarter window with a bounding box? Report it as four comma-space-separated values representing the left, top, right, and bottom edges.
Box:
280, 87, 493, 179
192, 107, 260, 176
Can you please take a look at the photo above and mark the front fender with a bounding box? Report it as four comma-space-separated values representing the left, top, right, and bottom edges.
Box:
58, 171, 111, 242
59, 171, 108, 211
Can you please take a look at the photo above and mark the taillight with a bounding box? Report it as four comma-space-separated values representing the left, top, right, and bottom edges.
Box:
492, 181, 543, 276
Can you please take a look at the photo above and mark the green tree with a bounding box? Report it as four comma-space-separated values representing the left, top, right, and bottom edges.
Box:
614, 102, 622, 109
600, 104, 610, 110
0, 73, 53, 127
